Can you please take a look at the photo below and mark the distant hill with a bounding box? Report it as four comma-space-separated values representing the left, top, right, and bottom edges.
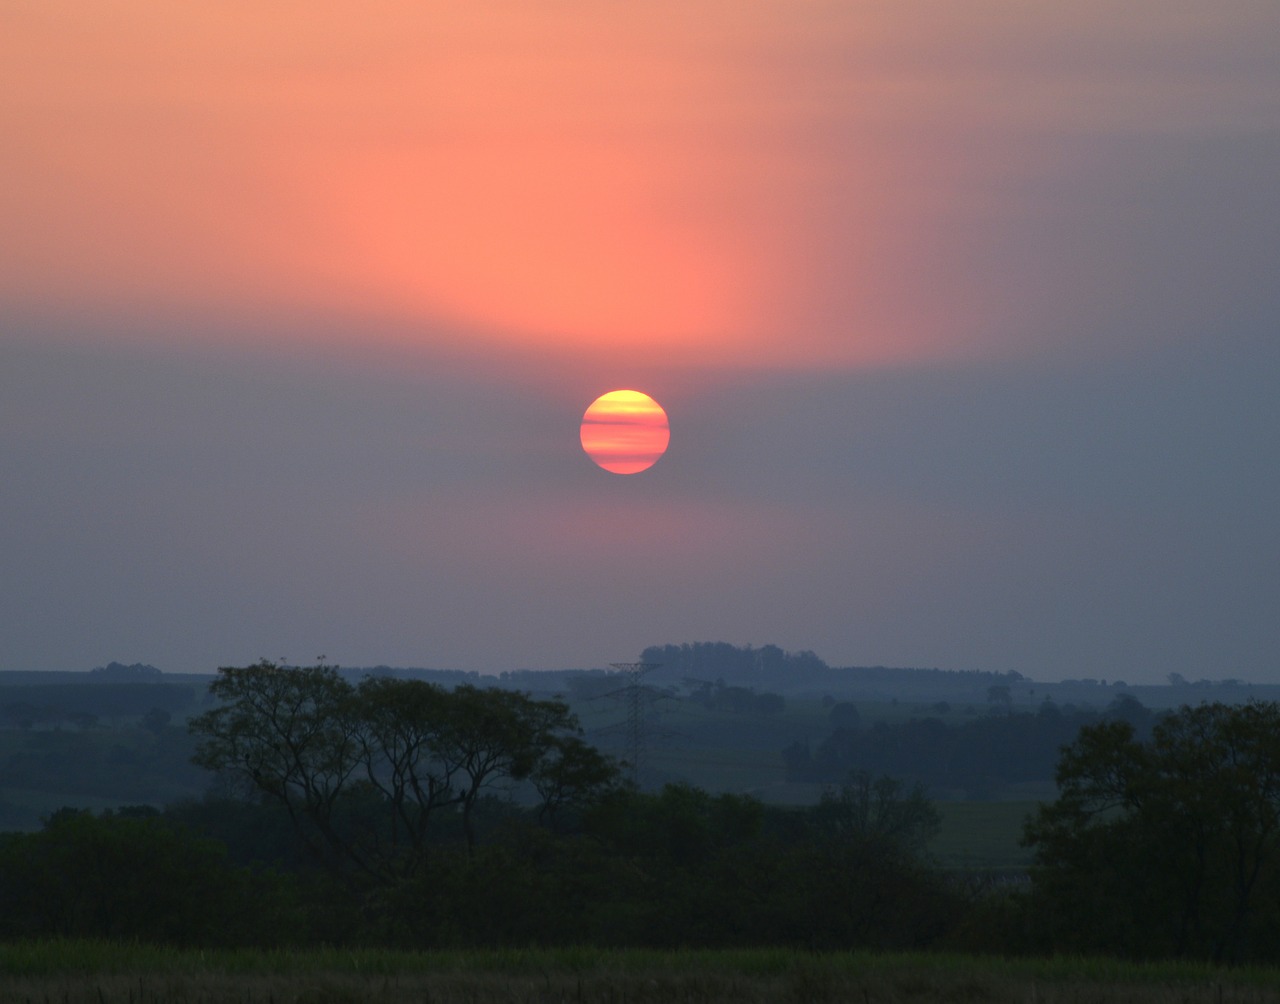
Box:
90, 661, 163, 681
2, 650, 1275, 711
639, 641, 1026, 697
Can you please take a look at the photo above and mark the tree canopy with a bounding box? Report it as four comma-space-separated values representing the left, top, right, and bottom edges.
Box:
189, 661, 619, 880
1024, 700, 1280, 962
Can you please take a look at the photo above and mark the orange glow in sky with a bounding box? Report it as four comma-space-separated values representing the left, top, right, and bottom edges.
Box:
2, 3, 1274, 370
580, 390, 670, 474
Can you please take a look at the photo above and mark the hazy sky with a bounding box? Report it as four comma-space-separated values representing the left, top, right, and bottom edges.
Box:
3, 3, 1278, 683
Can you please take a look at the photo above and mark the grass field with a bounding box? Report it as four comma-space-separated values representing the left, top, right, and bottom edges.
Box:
931, 800, 1038, 870
1, 943, 1278, 1003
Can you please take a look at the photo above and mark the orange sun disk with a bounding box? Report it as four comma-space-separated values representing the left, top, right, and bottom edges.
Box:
580, 390, 670, 474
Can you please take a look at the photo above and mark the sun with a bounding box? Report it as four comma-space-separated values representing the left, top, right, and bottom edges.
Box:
580, 390, 670, 474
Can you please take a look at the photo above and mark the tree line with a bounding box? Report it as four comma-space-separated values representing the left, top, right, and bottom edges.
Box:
0, 681, 195, 730
786, 694, 1155, 797
1017, 700, 1280, 962
1, 662, 1279, 962
188, 661, 619, 875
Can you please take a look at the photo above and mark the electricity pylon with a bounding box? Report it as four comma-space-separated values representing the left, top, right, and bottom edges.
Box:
590, 661, 671, 785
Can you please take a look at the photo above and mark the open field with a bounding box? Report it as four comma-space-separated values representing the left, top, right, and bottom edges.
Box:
931, 799, 1038, 870
2, 943, 1279, 1003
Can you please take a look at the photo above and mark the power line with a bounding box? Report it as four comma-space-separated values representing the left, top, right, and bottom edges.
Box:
589, 661, 678, 785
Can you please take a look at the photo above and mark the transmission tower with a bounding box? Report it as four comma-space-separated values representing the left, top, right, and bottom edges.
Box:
614, 661, 659, 783
589, 661, 671, 785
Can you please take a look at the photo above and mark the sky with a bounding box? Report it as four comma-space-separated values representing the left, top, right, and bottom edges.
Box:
2, 2, 1279, 684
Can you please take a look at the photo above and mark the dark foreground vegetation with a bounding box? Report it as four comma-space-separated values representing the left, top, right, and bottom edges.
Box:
4, 944, 1280, 1004
3, 662, 1280, 972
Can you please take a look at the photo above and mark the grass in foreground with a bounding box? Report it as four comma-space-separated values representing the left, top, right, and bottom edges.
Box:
1, 943, 1279, 1003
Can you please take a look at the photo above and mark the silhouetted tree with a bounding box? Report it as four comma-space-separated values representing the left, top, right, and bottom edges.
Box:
1025, 701, 1280, 962
189, 661, 364, 872
0, 808, 296, 945
189, 662, 618, 877
986, 684, 1012, 715
828, 701, 860, 730
530, 734, 624, 829
812, 771, 940, 858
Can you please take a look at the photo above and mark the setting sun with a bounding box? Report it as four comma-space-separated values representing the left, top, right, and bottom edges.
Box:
580, 390, 670, 474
